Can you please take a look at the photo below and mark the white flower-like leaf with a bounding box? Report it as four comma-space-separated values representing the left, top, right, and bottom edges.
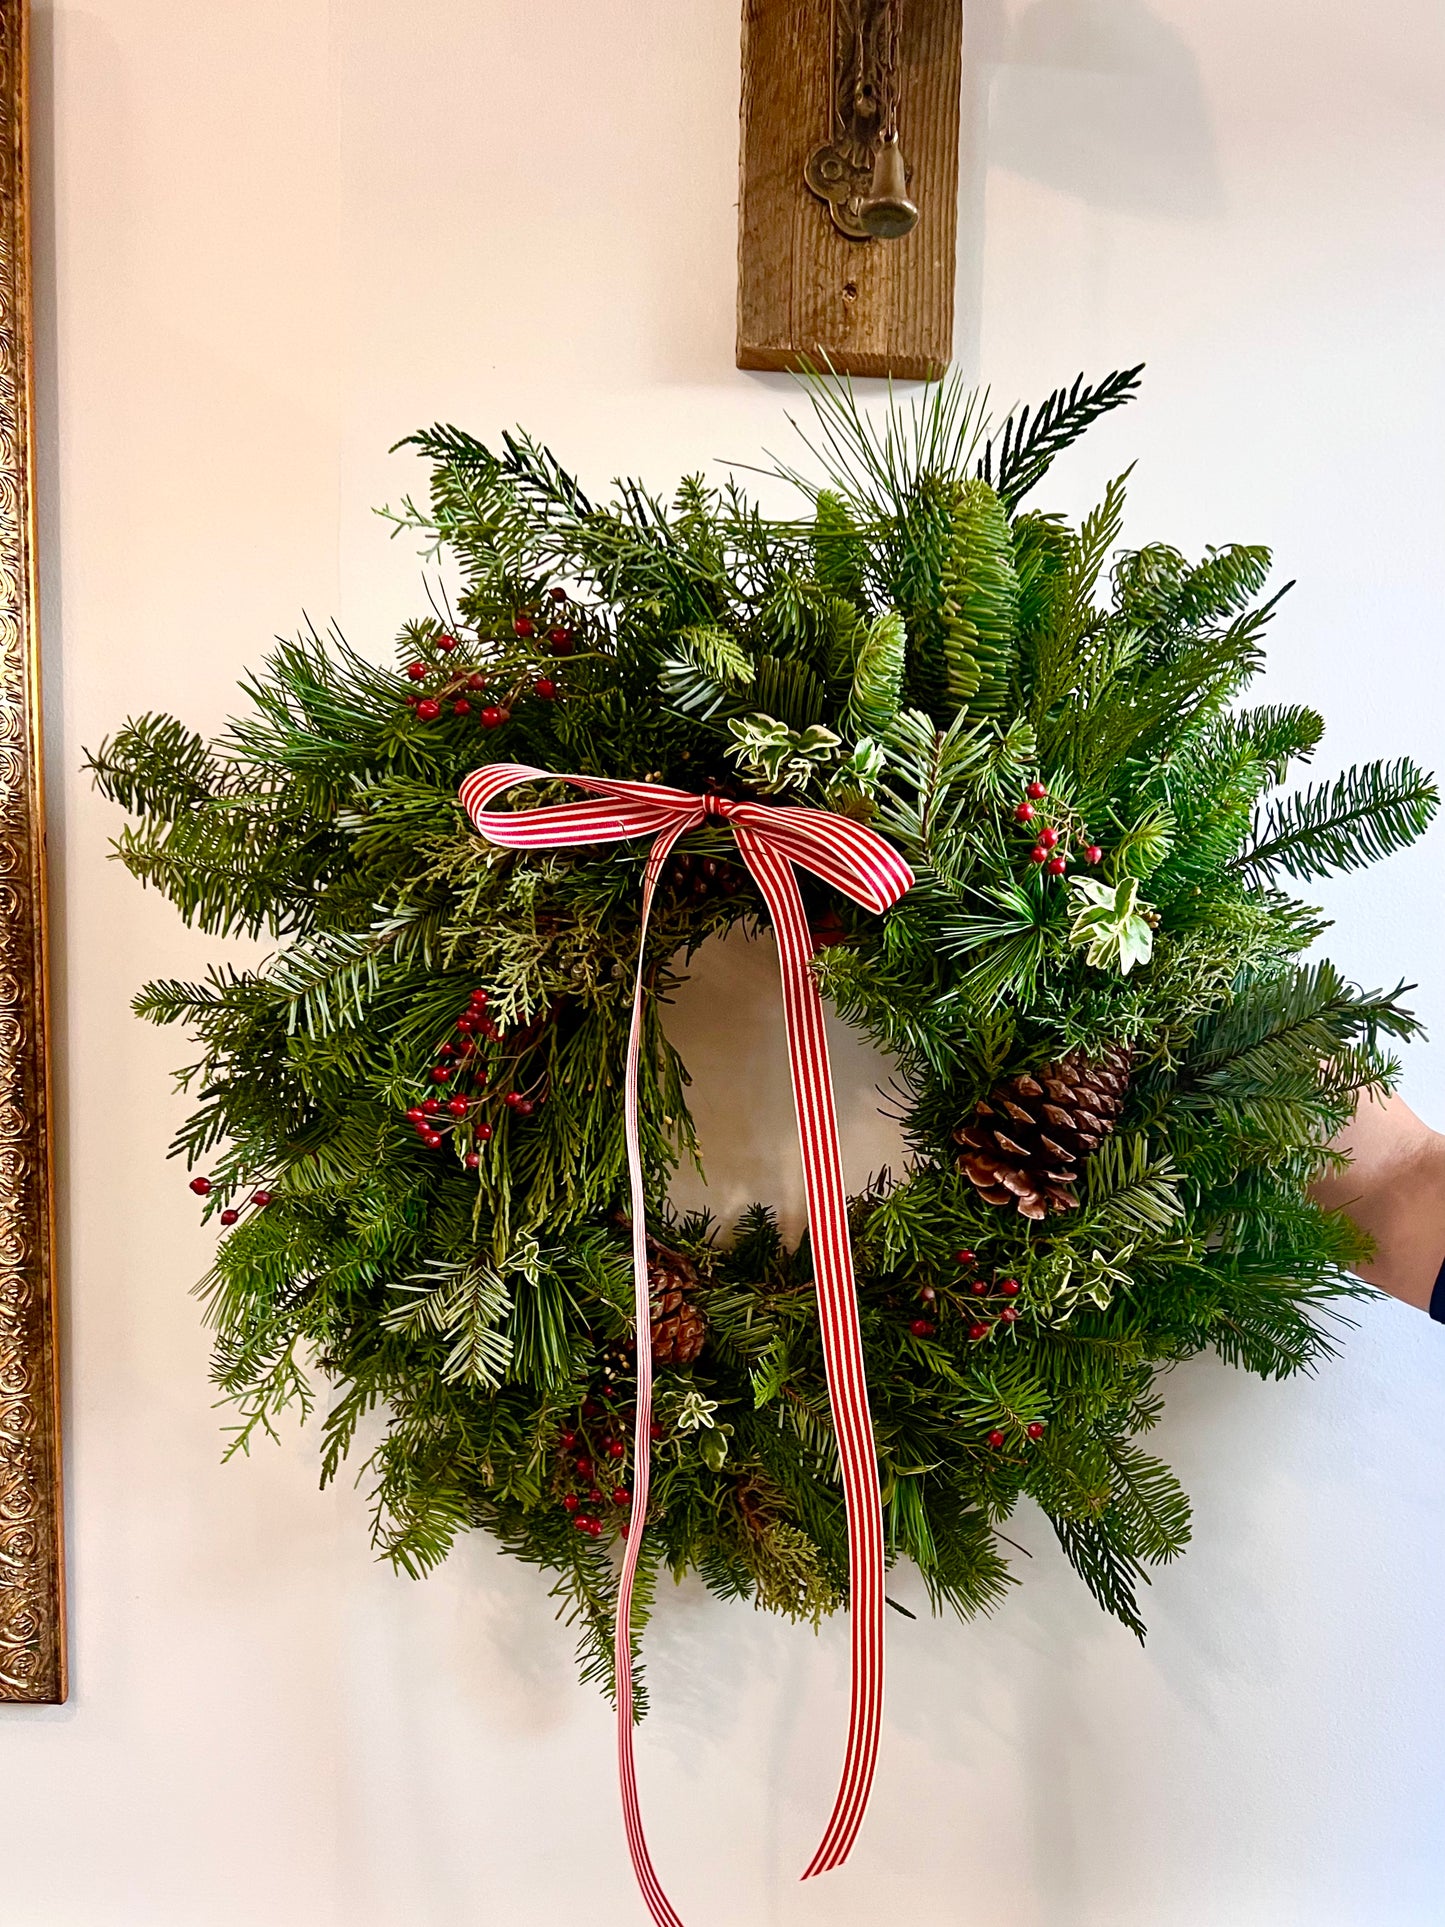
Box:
1067, 874, 1156, 975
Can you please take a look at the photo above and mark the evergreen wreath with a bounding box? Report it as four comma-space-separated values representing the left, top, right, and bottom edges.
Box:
89, 368, 1438, 1696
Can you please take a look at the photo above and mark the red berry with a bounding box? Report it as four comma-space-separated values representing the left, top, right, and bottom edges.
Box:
970, 1279, 989, 1296
464, 1151, 480, 1170
421, 1098, 440, 1115
220, 1209, 239, 1226
447, 1096, 469, 1118
999, 1278, 1020, 1297
549, 586, 566, 603
437, 1043, 456, 1059
513, 615, 535, 638
406, 661, 427, 682
515, 1098, 536, 1118
613, 1487, 630, 1507
189, 1176, 212, 1196
430, 1066, 451, 1084
503, 1091, 523, 1110
436, 632, 457, 653
415, 698, 441, 721
574, 1456, 593, 1477
476, 1122, 494, 1142
453, 699, 471, 716
649, 1422, 665, 1441
1014, 801, 1035, 823
406, 1107, 425, 1124
967, 1321, 991, 1341
606, 1439, 626, 1460
919, 1285, 936, 1303
582, 1400, 602, 1418
456, 1016, 475, 1035
423, 1130, 443, 1149
466, 672, 486, 691
1026, 780, 1047, 799
987, 1429, 1005, 1450
909, 1317, 935, 1338
998, 1306, 1020, 1324
1029, 845, 1048, 864
533, 677, 558, 700
1026, 1421, 1046, 1441
495, 707, 512, 725
548, 628, 573, 654
469, 988, 488, 1006
558, 1430, 577, 1449
585, 1517, 604, 1537
1038, 826, 1059, 850
1046, 855, 1067, 876
480, 706, 503, 729
954, 1250, 975, 1266
587, 1487, 603, 1504
251, 1191, 272, 1207
563, 1494, 580, 1513
1085, 845, 1103, 866
572, 1513, 592, 1532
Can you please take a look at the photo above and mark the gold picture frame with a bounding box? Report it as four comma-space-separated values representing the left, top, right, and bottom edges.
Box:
0, 0, 64, 1705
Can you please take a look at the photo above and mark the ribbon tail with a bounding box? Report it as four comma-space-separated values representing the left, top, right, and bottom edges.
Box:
615, 824, 689, 1927
735, 829, 886, 1881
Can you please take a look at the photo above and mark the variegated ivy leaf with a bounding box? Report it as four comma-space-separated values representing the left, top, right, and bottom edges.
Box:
726, 712, 842, 794
674, 1388, 720, 1431
824, 735, 886, 817
1067, 875, 1156, 975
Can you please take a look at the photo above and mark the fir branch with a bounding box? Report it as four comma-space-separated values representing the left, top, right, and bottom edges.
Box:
978, 365, 1145, 509
1239, 759, 1438, 882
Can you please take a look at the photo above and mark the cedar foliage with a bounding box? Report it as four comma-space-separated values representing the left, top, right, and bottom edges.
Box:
88, 368, 1436, 1679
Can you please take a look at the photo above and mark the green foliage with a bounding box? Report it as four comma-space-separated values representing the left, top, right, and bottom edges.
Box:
1240, 759, 1438, 882
978, 365, 1145, 509
846, 610, 907, 739
89, 367, 1435, 1692
939, 480, 1019, 714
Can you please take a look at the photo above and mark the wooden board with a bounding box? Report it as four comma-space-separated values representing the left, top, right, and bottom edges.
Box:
737, 0, 962, 380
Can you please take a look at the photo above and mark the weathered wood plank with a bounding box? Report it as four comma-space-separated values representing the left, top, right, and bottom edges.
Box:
737, 0, 962, 380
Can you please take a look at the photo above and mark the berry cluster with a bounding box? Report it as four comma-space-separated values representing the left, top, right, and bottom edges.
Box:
1012, 779, 1104, 878
908, 1249, 1027, 1343
404, 986, 549, 1164
187, 1177, 274, 1229
902, 1254, 1050, 1452
557, 1393, 638, 1538
400, 591, 577, 727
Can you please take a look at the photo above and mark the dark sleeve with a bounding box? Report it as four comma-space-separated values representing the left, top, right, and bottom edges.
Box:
1431, 1258, 1445, 1323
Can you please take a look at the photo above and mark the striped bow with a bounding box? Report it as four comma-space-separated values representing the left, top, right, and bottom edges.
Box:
459, 763, 914, 1925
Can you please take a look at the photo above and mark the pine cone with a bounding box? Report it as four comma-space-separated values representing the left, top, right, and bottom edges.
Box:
954, 1042, 1133, 1221
649, 1245, 707, 1364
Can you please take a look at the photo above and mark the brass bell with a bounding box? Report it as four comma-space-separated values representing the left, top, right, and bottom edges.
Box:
859, 133, 918, 240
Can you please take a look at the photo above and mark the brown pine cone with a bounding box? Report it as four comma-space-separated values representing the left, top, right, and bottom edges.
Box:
954, 1042, 1133, 1221
648, 1245, 707, 1364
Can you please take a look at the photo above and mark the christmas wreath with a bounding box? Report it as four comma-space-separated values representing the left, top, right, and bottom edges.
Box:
91, 367, 1436, 1693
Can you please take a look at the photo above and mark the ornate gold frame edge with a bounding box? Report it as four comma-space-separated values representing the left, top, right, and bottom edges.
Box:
0, 0, 65, 1706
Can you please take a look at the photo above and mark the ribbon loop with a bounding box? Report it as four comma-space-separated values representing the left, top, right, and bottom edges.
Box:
460, 762, 913, 1924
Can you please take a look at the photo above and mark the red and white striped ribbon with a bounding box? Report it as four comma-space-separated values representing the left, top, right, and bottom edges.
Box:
460, 763, 914, 1923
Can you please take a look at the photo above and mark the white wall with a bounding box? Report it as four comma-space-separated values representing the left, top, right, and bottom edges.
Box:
7, 2, 1445, 1922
